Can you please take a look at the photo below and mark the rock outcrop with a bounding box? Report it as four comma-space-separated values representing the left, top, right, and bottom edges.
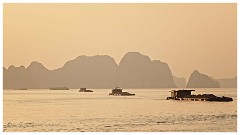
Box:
186, 70, 220, 88
4, 55, 118, 89
3, 52, 177, 89
117, 52, 176, 88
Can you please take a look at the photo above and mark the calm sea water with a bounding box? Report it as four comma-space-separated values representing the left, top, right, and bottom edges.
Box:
3, 88, 237, 132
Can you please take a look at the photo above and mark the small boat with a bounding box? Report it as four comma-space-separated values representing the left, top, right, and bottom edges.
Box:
109, 87, 135, 96
49, 86, 69, 90
15, 88, 28, 90
79, 88, 93, 92
166, 89, 233, 102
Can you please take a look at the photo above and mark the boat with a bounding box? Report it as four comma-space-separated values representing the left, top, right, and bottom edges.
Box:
14, 88, 28, 90
49, 86, 69, 90
109, 87, 135, 96
79, 88, 93, 92
166, 89, 233, 102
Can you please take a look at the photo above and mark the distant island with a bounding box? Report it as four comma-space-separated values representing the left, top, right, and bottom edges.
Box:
186, 70, 220, 88
186, 70, 236, 88
217, 76, 237, 88
3, 52, 236, 89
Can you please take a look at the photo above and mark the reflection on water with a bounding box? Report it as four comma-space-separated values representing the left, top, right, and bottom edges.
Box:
3, 88, 237, 132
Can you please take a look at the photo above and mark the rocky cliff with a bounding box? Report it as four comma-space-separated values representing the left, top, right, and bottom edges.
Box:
186, 70, 220, 88
117, 52, 176, 88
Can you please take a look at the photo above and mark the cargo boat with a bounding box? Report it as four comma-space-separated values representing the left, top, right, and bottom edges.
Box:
109, 87, 135, 96
166, 89, 233, 102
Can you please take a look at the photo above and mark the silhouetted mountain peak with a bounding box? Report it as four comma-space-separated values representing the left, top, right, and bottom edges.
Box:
119, 52, 151, 66
8, 65, 17, 70
4, 52, 176, 89
19, 65, 25, 69
117, 52, 176, 88
27, 61, 47, 71
63, 55, 117, 69
75, 55, 88, 60
187, 70, 220, 88
8, 65, 25, 70
91, 55, 117, 63
74, 55, 115, 61
152, 60, 168, 66
192, 70, 200, 74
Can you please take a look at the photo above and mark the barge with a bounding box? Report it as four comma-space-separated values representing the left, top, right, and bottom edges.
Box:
167, 89, 233, 102
109, 87, 135, 96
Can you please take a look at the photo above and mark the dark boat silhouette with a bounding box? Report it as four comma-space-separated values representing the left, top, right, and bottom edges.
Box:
109, 87, 135, 96
167, 89, 233, 102
79, 88, 93, 92
14, 88, 28, 90
49, 86, 69, 90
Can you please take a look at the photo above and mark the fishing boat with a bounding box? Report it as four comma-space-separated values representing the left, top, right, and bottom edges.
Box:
109, 87, 135, 96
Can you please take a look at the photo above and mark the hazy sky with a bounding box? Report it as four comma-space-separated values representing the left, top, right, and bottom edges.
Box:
3, 3, 236, 79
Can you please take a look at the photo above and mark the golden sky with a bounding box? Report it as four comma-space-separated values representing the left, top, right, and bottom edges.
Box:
3, 3, 236, 79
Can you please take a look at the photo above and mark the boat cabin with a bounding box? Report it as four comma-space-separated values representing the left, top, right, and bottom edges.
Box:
80, 88, 87, 91
111, 87, 123, 94
169, 89, 195, 99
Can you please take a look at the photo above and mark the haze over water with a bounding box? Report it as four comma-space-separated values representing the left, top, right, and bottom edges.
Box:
3, 3, 237, 133
3, 88, 237, 132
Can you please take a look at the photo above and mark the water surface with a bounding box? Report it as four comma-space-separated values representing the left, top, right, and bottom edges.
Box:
3, 88, 237, 132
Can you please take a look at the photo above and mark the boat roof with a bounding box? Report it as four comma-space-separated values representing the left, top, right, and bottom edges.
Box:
169, 89, 195, 92
113, 87, 122, 90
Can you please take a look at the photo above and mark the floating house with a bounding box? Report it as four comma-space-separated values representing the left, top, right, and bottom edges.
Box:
167, 89, 233, 102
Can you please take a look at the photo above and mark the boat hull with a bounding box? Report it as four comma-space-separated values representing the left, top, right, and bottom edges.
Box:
167, 96, 233, 102
109, 93, 135, 96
